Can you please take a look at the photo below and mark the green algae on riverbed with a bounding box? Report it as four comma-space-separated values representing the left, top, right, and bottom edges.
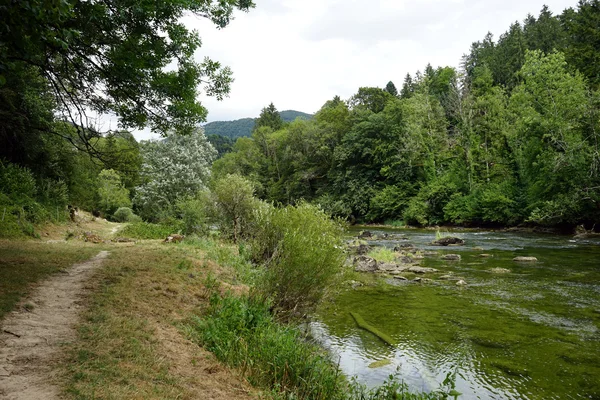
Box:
313, 228, 600, 399
350, 311, 395, 346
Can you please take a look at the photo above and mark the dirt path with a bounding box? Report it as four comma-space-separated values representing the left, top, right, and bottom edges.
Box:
0, 251, 109, 400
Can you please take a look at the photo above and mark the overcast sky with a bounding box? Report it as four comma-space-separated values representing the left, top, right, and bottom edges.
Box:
133, 0, 577, 140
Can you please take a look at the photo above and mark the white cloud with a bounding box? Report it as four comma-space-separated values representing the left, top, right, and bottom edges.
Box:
130, 0, 578, 140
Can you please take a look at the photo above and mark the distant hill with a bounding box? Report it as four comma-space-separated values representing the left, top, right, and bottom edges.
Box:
203, 110, 313, 139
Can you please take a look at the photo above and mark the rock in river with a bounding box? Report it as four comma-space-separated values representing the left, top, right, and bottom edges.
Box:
432, 237, 465, 246
456, 280, 468, 286
490, 268, 511, 273
394, 243, 415, 251
354, 255, 378, 272
407, 266, 438, 274
513, 256, 538, 262
441, 254, 461, 261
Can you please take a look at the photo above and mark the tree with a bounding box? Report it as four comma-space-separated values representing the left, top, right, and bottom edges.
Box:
384, 81, 398, 97
561, 0, 600, 88
254, 103, 284, 132
135, 129, 216, 220
348, 87, 393, 113
212, 174, 256, 242
0, 0, 255, 151
97, 169, 131, 216
400, 73, 415, 99
509, 50, 596, 224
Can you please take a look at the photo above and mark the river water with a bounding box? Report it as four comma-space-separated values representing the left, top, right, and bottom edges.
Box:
311, 227, 600, 399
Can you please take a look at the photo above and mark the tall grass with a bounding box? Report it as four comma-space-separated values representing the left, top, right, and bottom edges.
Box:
367, 247, 397, 263
185, 294, 346, 400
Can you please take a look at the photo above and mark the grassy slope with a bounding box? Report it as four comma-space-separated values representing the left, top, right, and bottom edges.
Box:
63, 239, 257, 399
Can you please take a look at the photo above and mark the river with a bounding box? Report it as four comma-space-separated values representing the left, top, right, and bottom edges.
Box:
311, 227, 600, 399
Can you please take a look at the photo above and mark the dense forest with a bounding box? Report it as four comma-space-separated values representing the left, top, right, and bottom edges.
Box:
215, 2, 600, 229
205, 110, 313, 139
206, 109, 313, 156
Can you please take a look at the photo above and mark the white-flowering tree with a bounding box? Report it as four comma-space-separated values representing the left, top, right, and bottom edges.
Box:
135, 129, 217, 221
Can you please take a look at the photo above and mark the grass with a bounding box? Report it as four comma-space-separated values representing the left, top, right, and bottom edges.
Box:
119, 221, 179, 239
185, 294, 346, 400
0, 240, 100, 319
383, 219, 405, 228
367, 247, 397, 263
63, 240, 256, 399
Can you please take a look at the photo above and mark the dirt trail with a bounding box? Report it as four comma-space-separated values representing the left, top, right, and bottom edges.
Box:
0, 251, 109, 400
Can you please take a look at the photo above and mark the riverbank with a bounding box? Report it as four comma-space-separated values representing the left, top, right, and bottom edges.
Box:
1, 218, 449, 399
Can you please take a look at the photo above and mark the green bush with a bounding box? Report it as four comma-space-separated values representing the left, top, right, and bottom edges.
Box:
119, 221, 178, 239
212, 174, 257, 242
444, 182, 520, 226
112, 207, 141, 222
250, 202, 345, 320
176, 194, 210, 236
97, 169, 131, 216
0, 161, 69, 237
404, 176, 458, 226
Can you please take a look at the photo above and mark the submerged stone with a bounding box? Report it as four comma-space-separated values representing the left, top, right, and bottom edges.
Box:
441, 254, 461, 261
513, 256, 538, 262
490, 268, 511, 274
407, 266, 438, 274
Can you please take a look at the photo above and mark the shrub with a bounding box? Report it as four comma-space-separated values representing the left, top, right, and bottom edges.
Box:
112, 207, 141, 222
97, 169, 131, 216
212, 174, 256, 242
176, 194, 210, 236
250, 202, 345, 320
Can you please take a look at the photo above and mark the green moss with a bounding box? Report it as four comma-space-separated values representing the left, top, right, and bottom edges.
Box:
350, 312, 395, 346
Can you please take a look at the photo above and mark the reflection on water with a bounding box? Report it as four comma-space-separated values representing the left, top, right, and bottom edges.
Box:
312, 228, 600, 399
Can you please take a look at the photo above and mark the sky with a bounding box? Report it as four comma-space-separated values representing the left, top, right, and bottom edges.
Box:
132, 0, 578, 140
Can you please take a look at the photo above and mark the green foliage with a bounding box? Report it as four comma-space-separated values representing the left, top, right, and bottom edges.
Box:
212, 174, 257, 242
367, 247, 396, 263
367, 185, 413, 222
250, 202, 345, 320
186, 294, 345, 400
119, 222, 178, 239
112, 207, 141, 223
97, 169, 131, 217
1, 0, 255, 139
135, 130, 216, 221
176, 195, 210, 236
253, 103, 284, 132
0, 161, 70, 237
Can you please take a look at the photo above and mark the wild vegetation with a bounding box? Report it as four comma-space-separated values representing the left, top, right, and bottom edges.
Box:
1, 1, 599, 399
213, 3, 600, 230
